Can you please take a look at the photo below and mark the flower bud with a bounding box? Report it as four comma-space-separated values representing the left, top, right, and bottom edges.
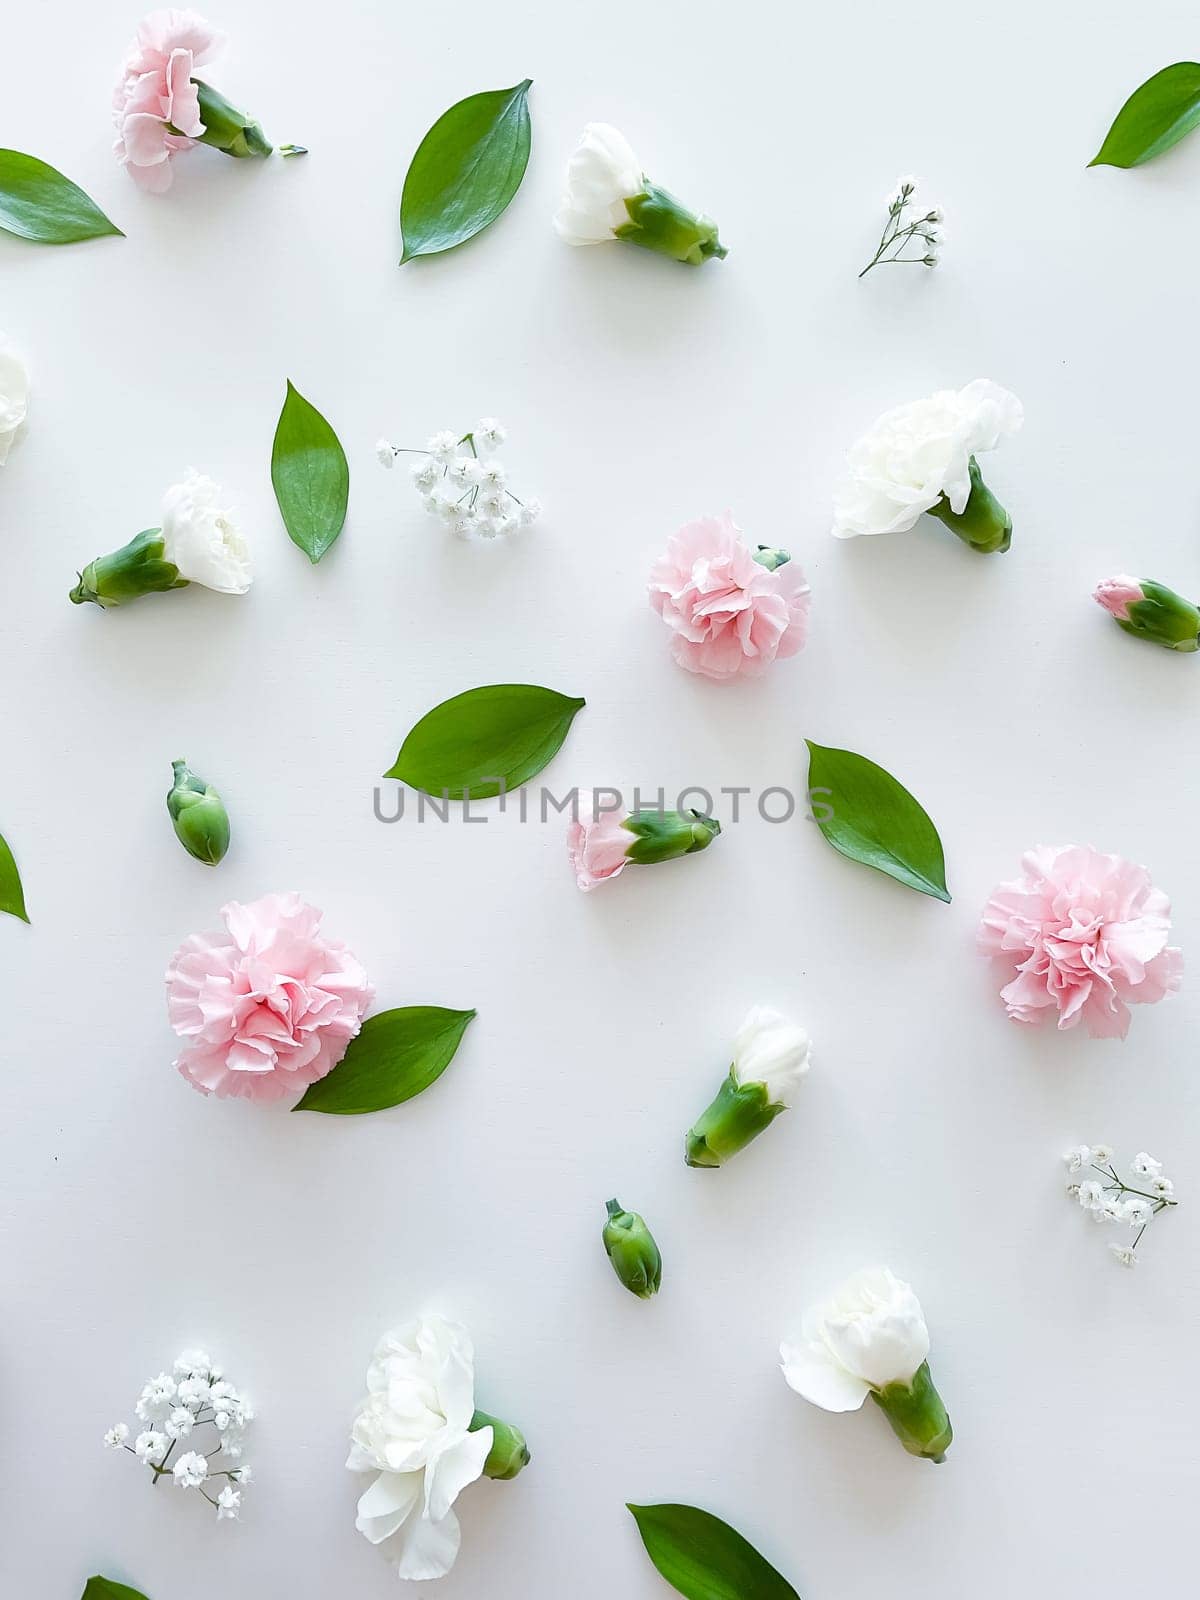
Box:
685, 1007, 810, 1167
193, 80, 273, 159
167, 760, 230, 865
925, 456, 1012, 553
870, 1362, 954, 1463
70, 529, 188, 608
602, 1199, 662, 1298
1093, 575, 1200, 652
622, 809, 721, 866
752, 544, 792, 572
470, 1410, 530, 1480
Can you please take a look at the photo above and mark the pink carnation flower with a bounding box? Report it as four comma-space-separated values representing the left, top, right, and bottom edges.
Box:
166, 893, 374, 1101
648, 512, 811, 681
979, 846, 1182, 1039
568, 802, 631, 891
1093, 575, 1145, 622
113, 9, 225, 192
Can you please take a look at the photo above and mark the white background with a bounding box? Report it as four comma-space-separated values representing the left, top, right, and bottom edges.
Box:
3, 1, 1199, 1594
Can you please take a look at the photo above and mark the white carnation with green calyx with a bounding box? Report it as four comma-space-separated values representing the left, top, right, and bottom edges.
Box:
685, 1006, 810, 1168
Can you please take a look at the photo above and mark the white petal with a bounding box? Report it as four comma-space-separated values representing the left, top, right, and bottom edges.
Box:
424, 1427, 492, 1522
392, 1507, 462, 1581
780, 1339, 871, 1412
354, 1470, 421, 1545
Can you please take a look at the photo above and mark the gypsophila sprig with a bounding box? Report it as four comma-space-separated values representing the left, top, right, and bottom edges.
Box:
1064, 1145, 1179, 1268
104, 1350, 254, 1519
375, 419, 541, 541
859, 176, 944, 278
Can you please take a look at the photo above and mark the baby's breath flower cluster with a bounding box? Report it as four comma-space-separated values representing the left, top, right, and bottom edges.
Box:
859, 176, 944, 278
375, 418, 542, 541
1064, 1144, 1179, 1268
104, 1349, 253, 1520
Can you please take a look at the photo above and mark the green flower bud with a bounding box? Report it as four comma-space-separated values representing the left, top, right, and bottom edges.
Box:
69, 529, 187, 608
167, 760, 230, 865
192, 80, 273, 159
602, 1199, 662, 1298
623, 809, 721, 867
616, 182, 727, 265
470, 1410, 530, 1480
870, 1361, 953, 1463
1094, 576, 1200, 652
925, 456, 1011, 553
685, 1072, 783, 1168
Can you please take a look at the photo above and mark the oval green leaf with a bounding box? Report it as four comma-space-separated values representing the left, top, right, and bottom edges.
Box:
83, 1580, 151, 1600
293, 1006, 475, 1115
628, 1504, 801, 1600
1089, 63, 1200, 168
0, 150, 123, 244
385, 684, 585, 801
270, 380, 349, 563
806, 740, 950, 903
400, 80, 533, 263
0, 830, 29, 923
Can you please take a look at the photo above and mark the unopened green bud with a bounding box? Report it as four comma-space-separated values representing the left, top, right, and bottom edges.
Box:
870, 1361, 953, 1463
685, 1071, 783, 1168
616, 183, 727, 265
602, 1199, 662, 1298
623, 809, 721, 867
1094, 576, 1200, 652
470, 1410, 530, 1480
70, 529, 187, 608
167, 760, 230, 865
193, 80, 273, 159
926, 456, 1011, 553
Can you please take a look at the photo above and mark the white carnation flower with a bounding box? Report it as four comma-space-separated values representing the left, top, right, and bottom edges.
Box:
731, 1006, 811, 1108
554, 123, 645, 245
160, 471, 253, 593
0, 335, 30, 465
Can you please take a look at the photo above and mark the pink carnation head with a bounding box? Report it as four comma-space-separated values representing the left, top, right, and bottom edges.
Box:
1093, 575, 1145, 622
978, 845, 1182, 1039
648, 511, 811, 681
568, 800, 630, 891
113, 10, 225, 192
166, 893, 374, 1101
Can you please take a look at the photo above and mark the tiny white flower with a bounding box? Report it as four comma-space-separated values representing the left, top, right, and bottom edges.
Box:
1077, 1180, 1104, 1211
375, 438, 397, 469
478, 459, 506, 490
1064, 1145, 1092, 1173
231, 1465, 253, 1485
495, 515, 520, 538
135, 1374, 177, 1421
476, 489, 507, 517
1090, 1144, 1114, 1167
173, 1451, 209, 1489
1151, 1176, 1175, 1199
429, 486, 461, 522
426, 430, 460, 464
1123, 1197, 1154, 1228
173, 1350, 213, 1380
410, 458, 440, 491
473, 515, 499, 540
104, 1424, 130, 1449
518, 496, 542, 526
134, 1429, 168, 1466
220, 1435, 244, 1459
1131, 1152, 1163, 1179
476, 417, 506, 448
166, 1406, 195, 1439
451, 513, 478, 540
447, 457, 475, 487
1109, 1243, 1138, 1268
177, 1376, 210, 1410
885, 174, 918, 210
1098, 1195, 1124, 1224
1065, 1182, 1081, 1199
216, 1485, 242, 1520
923, 207, 944, 224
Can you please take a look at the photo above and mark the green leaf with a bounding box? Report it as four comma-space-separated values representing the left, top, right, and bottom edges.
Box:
270, 380, 349, 563
0, 150, 123, 244
385, 684, 585, 801
0, 830, 29, 923
805, 740, 950, 903
400, 80, 533, 263
82, 1579, 151, 1600
628, 1504, 801, 1600
293, 1006, 475, 1115
1089, 63, 1200, 168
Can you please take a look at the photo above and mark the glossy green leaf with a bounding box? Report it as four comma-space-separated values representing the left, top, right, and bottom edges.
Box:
82, 1579, 150, 1600
385, 684, 585, 800
293, 1006, 475, 1114
628, 1504, 801, 1600
1089, 63, 1200, 168
270, 380, 349, 563
0, 830, 29, 923
400, 80, 532, 263
0, 150, 122, 244
805, 740, 950, 903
